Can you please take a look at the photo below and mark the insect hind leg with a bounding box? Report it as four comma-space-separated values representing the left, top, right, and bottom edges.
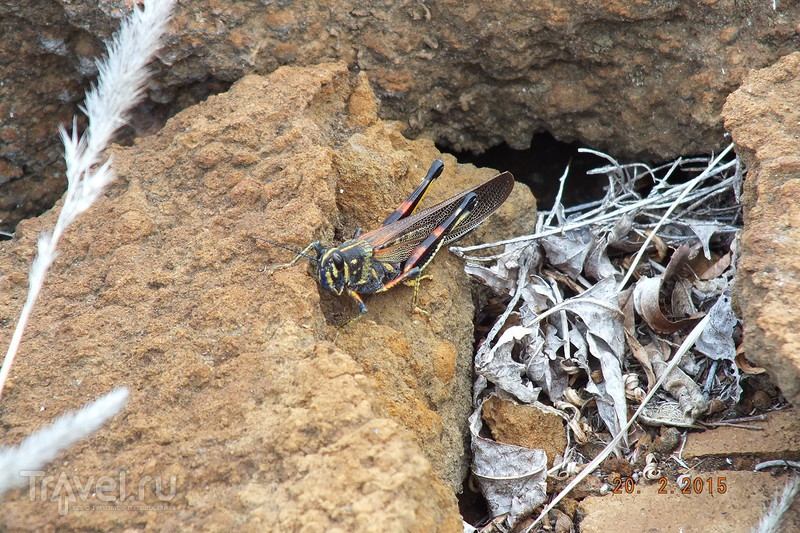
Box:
381, 159, 445, 226
380, 192, 478, 293
377, 191, 478, 319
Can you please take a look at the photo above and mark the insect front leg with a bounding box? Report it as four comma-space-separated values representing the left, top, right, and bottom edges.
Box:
339, 289, 369, 329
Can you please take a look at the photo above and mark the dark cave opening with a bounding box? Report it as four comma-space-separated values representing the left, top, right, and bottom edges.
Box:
438, 131, 609, 211
439, 132, 739, 213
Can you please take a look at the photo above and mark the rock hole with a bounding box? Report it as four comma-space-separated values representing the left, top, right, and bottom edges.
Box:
438, 131, 608, 210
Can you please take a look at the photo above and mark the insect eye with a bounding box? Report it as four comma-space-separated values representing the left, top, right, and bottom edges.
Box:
331, 252, 344, 269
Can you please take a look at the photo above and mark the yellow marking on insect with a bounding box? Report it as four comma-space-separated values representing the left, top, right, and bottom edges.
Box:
338, 242, 362, 252
410, 187, 433, 216
356, 260, 370, 284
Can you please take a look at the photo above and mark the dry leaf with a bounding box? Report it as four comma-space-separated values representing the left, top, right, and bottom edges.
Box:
685, 218, 728, 259
695, 291, 737, 361
475, 326, 541, 403
584, 234, 619, 281
650, 344, 708, 421
670, 278, 697, 318
625, 330, 656, 391
633, 276, 702, 333
564, 278, 629, 438
469, 407, 548, 525
696, 252, 732, 280
735, 345, 766, 374
540, 231, 590, 279
662, 243, 699, 281
527, 331, 569, 401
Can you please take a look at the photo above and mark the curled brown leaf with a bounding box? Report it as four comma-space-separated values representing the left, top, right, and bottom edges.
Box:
735, 344, 765, 375
633, 276, 702, 334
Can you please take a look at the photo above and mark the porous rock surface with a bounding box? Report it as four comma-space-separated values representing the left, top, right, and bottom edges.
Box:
723, 52, 800, 408
3, 0, 799, 229
481, 395, 567, 468
0, 62, 535, 531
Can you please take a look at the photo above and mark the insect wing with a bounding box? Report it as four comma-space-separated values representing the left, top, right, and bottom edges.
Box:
362, 172, 514, 264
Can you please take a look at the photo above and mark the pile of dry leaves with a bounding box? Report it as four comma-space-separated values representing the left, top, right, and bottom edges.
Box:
453, 143, 755, 529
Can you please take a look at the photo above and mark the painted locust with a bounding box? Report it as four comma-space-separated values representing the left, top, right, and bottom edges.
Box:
264, 159, 514, 326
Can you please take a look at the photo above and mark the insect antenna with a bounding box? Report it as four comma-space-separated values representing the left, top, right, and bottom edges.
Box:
252, 236, 319, 262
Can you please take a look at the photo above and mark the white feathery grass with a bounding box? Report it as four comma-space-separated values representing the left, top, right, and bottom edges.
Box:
0, 0, 176, 398
751, 476, 800, 533
0, 388, 130, 495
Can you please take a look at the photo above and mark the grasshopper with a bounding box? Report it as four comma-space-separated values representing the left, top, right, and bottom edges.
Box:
263, 159, 514, 326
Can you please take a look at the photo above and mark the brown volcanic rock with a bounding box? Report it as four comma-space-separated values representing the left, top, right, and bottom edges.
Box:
0, 62, 535, 530
723, 52, 800, 408
3, 0, 799, 230
481, 395, 567, 468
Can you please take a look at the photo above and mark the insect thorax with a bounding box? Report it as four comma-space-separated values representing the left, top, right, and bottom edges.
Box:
317, 239, 400, 295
